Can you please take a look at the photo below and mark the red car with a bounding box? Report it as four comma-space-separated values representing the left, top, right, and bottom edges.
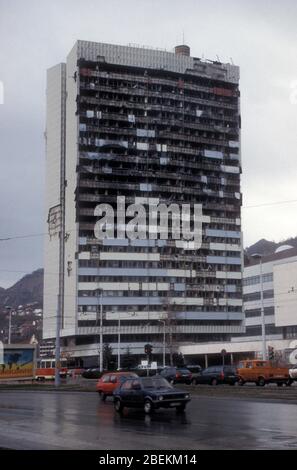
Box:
96, 371, 138, 401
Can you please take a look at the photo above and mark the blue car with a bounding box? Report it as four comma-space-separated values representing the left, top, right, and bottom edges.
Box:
113, 376, 191, 414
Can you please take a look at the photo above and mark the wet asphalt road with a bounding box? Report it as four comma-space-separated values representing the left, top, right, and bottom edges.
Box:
0, 390, 297, 450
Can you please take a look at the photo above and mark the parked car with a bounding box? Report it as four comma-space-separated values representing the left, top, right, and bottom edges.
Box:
82, 368, 104, 379
96, 371, 138, 400
134, 367, 159, 377
237, 360, 292, 386
67, 368, 85, 378
288, 364, 297, 381
113, 376, 191, 414
191, 365, 238, 385
159, 367, 192, 384
185, 365, 202, 383
186, 365, 202, 374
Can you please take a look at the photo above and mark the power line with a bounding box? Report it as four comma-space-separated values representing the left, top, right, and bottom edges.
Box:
0, 232, 46, 242
243, 199, 297, 209
1, 197, 297, 243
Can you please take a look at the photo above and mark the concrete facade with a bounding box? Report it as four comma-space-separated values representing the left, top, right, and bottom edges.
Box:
180, 247, 297, 365
44, 41, 243, 365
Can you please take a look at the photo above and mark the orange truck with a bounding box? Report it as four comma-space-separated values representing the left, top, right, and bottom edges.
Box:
237, 360, 292, 387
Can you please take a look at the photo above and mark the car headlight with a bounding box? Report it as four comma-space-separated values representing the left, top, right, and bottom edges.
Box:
184, 394, 190, 399
158, 395, 164, 401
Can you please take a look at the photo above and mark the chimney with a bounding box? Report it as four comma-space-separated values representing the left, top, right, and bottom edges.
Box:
174, 45, 190, 57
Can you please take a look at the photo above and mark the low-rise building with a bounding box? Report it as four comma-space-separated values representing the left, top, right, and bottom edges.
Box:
180, 246, 297, 366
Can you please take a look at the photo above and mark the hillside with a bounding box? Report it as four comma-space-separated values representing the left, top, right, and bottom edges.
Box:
0, 269, 43, 309
245, 236, 297, 258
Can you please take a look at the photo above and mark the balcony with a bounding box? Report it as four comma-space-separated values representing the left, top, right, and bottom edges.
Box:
77, 323, 245, 335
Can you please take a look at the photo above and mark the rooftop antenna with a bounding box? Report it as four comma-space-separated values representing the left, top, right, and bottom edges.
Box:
230, 57, 234, 65
216, 55, 221, 62
182, 30, 185, 44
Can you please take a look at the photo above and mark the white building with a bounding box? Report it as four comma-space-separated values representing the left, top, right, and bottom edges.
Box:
180, 246, 297, 366
38, 340, 56, 358
44, 40, 243, 366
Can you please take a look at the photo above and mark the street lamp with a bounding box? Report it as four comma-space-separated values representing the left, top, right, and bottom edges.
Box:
251, 253, 266, 360
96, 289, 103, 372
5, 306, 12, 344
117, 310, 121, 370
99, 290, 103, 372
158, 319, 166, 367
55, 293, 61, 387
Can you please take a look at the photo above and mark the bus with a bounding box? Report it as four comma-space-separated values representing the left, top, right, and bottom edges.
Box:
35, 358, 68, 381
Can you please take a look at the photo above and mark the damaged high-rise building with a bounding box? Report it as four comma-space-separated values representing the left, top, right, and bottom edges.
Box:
44, 41, 244, 366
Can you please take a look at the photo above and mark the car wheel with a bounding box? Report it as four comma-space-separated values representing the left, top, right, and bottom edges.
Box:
257, 377, 266, 387
114, 398, 123, 413
211, 378, 218, 386
100, 393, 107, 402
286, 379, 292, 387
238, 378, 245, 386
144, 399, 153, 415
277, 382, 283, 387
176, 403, 186, 413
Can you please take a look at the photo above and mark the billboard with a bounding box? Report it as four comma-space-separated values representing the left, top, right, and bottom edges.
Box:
0, 345, 36, 380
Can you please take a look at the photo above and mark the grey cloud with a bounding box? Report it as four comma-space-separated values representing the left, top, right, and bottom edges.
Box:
1, 0, 297, 286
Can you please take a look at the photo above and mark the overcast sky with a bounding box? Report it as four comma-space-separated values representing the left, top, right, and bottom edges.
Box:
0, 0, 297, 288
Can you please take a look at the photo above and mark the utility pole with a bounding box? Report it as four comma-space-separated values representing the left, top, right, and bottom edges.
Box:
158, 319, 166, 367
259, 257, 267, 360
55, 293, 61, 386
55, 69, 66, 387
8, 310, 11, 344
99, 290, 103, 372
117, 311, 121, 370
168, 284, 175, 367
162, 290, 174, 367
5, 306, 12, 344
169, 324, 173, 366
8, 309, 12, 344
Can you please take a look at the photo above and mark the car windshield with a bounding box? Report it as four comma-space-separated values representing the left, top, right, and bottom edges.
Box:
142, 377, 173, 390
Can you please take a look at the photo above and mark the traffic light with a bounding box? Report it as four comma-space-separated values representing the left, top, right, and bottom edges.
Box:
268, 346, 275, 360
144, 344, 153, 355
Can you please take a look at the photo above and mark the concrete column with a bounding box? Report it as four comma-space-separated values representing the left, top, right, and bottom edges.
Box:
204, 354, 208, 368
230, 353, 234, 365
